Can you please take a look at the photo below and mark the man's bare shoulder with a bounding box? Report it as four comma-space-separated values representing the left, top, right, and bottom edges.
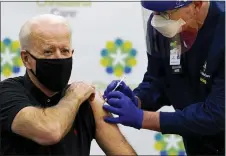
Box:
89, 92, 109, 116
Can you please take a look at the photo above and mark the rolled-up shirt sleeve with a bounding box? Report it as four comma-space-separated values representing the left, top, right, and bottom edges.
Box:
0, 79, 31, 132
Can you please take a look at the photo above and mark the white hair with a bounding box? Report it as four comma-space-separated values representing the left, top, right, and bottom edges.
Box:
19, 14, 71, 49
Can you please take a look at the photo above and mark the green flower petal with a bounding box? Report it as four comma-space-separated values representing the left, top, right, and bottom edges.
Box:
125, 57, 137, 66
13, 57, 23, 66
2, 64, 12, 77
155, 142, 164, 151
121, 41, 132, 53
168, 150, 177, 155
10, 41, 20, 53
100, 57, 113, 67
106, 41, 116, 53
1, 41, 5, 53
113, 64, 124, 77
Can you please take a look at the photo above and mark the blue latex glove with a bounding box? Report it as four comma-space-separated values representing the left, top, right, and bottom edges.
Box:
104, 80, 139, 107
103, 91, 144, 129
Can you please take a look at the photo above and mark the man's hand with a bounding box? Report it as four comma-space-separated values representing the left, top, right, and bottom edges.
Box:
90, 91, 137, 155
65, 81, 95, 105
104, 80, 139, 107
103, 91, 143, 129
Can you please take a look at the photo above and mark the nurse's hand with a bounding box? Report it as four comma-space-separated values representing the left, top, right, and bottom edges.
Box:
104, 80, 139, 107
103, 91, 143, 129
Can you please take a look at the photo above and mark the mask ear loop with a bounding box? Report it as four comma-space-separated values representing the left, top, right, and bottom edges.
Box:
25, 50, 38, 61
25, 50, 38, 76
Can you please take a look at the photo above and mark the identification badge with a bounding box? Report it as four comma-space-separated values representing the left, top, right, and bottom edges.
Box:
169, 37, 181, 65
170, 54, 181, 65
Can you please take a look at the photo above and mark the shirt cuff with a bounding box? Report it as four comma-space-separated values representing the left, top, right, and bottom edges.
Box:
134, 93, 146, 109
160, 111, 180, 135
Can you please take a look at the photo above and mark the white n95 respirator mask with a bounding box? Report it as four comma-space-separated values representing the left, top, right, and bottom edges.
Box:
151, 15, 186, 38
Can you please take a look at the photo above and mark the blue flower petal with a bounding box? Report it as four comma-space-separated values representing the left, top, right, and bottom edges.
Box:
101, 49, 108, 57
13, 66, 20, 73
115, 38, 123, 46
124, 66, 131, 74
3, 38, 11, 46
106, 66, 113, 74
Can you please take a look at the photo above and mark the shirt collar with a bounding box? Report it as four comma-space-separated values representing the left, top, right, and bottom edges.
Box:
23, 72, 63, 107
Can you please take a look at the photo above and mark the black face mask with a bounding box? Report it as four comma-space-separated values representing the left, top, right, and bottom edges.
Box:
27, 52, 73, 92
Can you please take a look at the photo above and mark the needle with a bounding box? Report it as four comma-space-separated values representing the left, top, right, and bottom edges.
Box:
104, 76, 126, 102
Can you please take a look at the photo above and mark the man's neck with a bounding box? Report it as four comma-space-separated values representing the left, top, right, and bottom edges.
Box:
27, 70, 57, 97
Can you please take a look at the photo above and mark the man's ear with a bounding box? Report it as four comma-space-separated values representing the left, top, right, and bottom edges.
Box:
72, 49, 74, 54
21, 50, 32, 69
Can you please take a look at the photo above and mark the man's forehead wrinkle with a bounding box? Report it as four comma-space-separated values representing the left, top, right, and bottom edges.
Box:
30, 20, 70, 33
29, 34, 71, 52
27, 19, 72, 51
31, 26, 62, 38
30, 27, 70, 43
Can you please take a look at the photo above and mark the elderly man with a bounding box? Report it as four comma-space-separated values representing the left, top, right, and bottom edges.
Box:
103, 1, 225, 155
0, 14, 136, 155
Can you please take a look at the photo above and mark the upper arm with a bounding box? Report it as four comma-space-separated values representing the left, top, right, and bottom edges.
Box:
133, 54, 169, 111
89, 92, 136, 155
0, 80, 58, 145
0, 80, 31, 132
160, 59, 225, 136
133, 17, 170, 111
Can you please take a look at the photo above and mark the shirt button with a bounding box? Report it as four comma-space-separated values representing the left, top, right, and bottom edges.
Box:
47, 99, 51, 103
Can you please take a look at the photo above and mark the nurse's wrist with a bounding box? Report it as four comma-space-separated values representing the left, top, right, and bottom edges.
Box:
141, 111, 160, 132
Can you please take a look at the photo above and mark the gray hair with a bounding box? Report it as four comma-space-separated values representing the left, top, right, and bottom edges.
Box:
19, 14, 71, 49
